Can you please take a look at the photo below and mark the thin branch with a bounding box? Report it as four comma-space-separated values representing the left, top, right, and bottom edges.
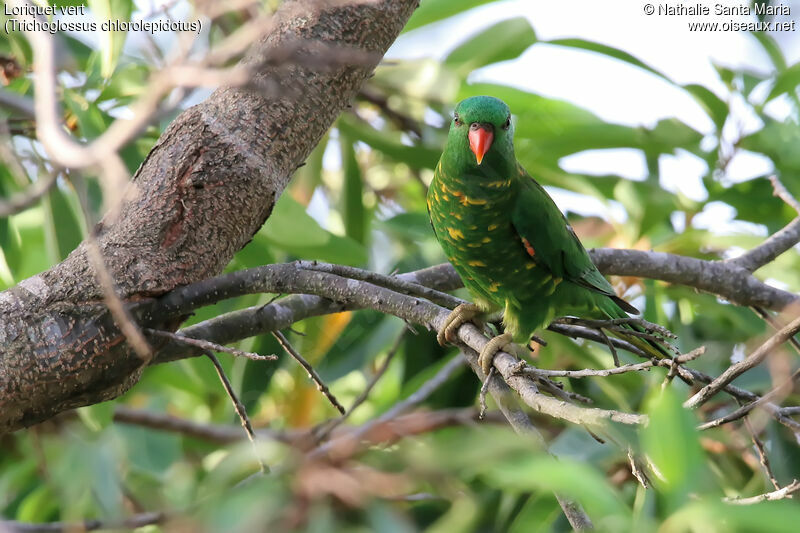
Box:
86, 236, 153, 361
357, 87, 422, 136
315, 331, 406, 441
729, 216, 800, 273
723, 479, 800, 505
146, 263, 800, 435
522, 347, 705, 379
296, 259, 464, 309
0, 168, 60, 217
685, 315, 800, 409
272, 330, 346, 415
479, 368, 495, 419
147, 264, 649, 429
145, 328, 277, 362
451, 321, 648, 428
696, 367, 800, 430
113, 405, 291, 445
309, 354, 466, 460
1, 512, 165, 533
204, 350, 267, 473
742, 411, 782, 491
721, 171, 800, 274
0, 88, 35, 117
769, 175, 800, 214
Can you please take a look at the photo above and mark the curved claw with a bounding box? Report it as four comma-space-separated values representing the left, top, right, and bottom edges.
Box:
478, 332, 515, 375
437, 303, 483, 346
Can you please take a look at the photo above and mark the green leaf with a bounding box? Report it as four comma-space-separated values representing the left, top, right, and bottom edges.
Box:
42, 184, 84, 263
63, 89, 109, 140
481, 454, 630, 522
683, 84, 728, 130
16, 485, 58, 522
260, 193, 367, 266
337, 114, 440, 169
666, 499, 800, 533
752, 31, 787, 71
372, 59, 460, 103
740, 119, 800, 173
340, 136, 366, 244
547, 38, 672, 82
87, 0, 132, 78
641, 386, 708, 510
403, 0, 499, 33
379, 212, 434, 241
445, 17, 536, 73
767, 61, 800, 102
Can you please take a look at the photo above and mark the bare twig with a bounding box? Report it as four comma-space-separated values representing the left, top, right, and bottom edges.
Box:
723, 479, 800, 504
697, 367, 800, 430
769, 175, 800, 214
728, 176, 800, 273
358, 87, 422, 136
0, 511, 165, 532
272, 330, 346, 415
521, 347, 705, 379
686, 315, 800, 409
742, 412, 782, 491
113, 406, 291, 444
145, 328, 277, 362
0, 168, 60, 217
660, 358, 680, 391
0, 88, 35, 117
296, 259, 464, 309
730, 216, 800, 273
204, 350, 267, 473
479, 368, 495, 419
309, 354, 466, 460
314, 331, 406, 441
85, 237, 153, 361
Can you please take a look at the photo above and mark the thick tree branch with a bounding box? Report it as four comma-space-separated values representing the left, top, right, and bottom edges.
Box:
589, 248, 798, 310
0, 0, 419, 434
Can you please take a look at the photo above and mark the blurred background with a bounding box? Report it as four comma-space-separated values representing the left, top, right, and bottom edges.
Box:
2, 0, 800, 531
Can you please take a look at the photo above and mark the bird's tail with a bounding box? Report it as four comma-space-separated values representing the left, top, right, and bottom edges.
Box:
598, 296, 675, 360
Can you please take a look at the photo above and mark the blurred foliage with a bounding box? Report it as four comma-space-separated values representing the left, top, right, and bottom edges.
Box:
2, 0, 800, 531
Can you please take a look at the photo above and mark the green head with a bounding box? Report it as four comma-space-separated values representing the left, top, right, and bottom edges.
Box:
446, 96, 514, 168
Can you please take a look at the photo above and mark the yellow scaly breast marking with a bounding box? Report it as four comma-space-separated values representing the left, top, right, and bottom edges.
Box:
488, 281, 500, 293
446, 227, 465, 240
467, 260, 486, 267
459, 195, 487, 206
487, 223, 499, 231
482, 237, 491, 243
486, 179, 511, 188
449, 211, 463, 220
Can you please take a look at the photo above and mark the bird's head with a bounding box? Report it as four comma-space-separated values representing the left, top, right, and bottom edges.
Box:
448, 96, 514, 166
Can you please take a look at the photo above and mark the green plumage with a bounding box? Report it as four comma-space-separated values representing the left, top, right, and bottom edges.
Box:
428, 96, 659, 356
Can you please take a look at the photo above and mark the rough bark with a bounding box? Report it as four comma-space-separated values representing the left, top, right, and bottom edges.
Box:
0, 0, 418, 434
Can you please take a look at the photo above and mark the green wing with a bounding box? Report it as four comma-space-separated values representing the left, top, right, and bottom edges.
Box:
510, 166, 638, 315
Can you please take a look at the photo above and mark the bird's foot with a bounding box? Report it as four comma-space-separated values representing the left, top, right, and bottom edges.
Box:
478, 332, 520, 375
437, 303, 483, 346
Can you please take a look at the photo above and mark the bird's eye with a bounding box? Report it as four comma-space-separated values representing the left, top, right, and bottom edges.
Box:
454, 113, 462, 126
502, 116, 511, 130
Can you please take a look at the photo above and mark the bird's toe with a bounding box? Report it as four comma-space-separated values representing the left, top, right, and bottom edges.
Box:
478, 332, 514, 375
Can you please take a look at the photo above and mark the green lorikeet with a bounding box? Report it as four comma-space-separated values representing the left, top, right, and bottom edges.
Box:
427, 95, 666, 373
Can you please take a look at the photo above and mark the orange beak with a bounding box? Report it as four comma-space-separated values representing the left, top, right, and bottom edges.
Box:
468, 123, 494, 165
